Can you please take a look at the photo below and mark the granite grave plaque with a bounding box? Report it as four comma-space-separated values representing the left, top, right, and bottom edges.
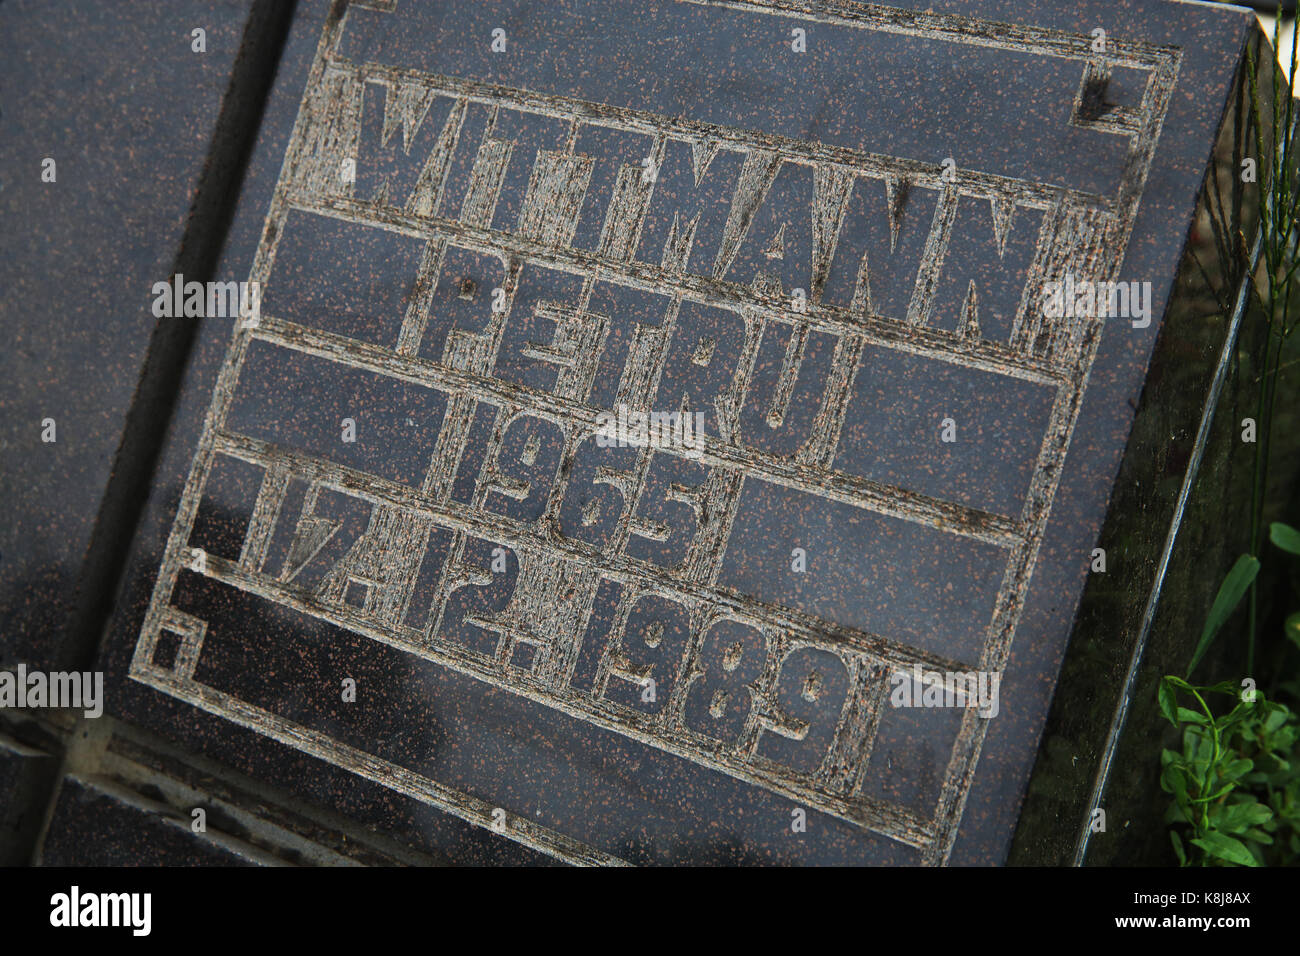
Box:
93, 0, 1266, 865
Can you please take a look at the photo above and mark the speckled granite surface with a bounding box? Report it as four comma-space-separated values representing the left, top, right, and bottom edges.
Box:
0, 0, 258, 670
1, 0, 1270, 865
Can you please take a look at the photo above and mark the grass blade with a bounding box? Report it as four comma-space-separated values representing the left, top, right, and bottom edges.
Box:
1187, 554, 1260, 677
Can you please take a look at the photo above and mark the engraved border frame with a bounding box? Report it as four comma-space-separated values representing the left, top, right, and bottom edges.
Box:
128, 0, 1181, 865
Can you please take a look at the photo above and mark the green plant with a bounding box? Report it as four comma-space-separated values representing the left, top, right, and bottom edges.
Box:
1158, 16, 1300, 868
1161, 523, 1300, 866
1243, 19, 1300, 672
1160, 680, 1300, 866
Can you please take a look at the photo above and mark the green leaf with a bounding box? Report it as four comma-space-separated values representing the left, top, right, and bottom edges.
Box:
1243, 828, 1273, 846
1217, 801, 1273, 831
1286, 613, 1300, 651
1170, 830, 1187, 866
1161, 764, 1190, 797
1187, 555, 1260, 677
1158, 679, 1178, 726
1176, 706, 1209, 726
1205, 680, 1242, 696
1186, 729, 1214, 770
1220, 757, 1255, 782
1190, 832, 1258, 866
1270, 522, 1300, 556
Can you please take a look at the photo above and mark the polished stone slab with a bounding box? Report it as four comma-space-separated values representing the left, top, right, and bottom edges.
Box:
0, 731, 59, 864
98, 0, 1260, 865
38, 777, 259, 867
0, 0, 258, 670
